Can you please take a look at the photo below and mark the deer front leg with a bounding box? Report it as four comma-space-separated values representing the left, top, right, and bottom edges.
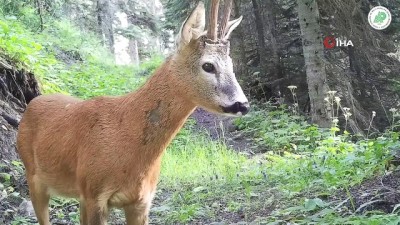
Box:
124, 204, 149, 225
82, 198, 109, 225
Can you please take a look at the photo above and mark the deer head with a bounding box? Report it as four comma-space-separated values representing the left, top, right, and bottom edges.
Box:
173, 0, 249, 116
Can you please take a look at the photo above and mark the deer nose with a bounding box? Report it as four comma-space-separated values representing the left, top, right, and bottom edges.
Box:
222, 102, 250, 115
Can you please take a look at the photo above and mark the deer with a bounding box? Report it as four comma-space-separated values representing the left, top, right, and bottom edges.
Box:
16, 0, 249, 224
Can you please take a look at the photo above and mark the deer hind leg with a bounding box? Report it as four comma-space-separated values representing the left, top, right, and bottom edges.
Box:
124, 204, 149, 225
79, 199, 87, 225
82, 198, 109, 225
28, 175, 51, 225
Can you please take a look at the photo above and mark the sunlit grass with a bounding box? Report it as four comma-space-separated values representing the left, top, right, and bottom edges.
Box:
160, 124, 250, 188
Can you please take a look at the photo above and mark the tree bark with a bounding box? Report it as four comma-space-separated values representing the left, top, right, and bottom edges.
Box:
114, 10, 134, 65
97, 0, 115, 53
234, 0, 248, 78
251, 0, 268, 77
264, 0, 281, 81
35, 0, 44, 31
297, 0, 330, 127
129, 39, 140, 66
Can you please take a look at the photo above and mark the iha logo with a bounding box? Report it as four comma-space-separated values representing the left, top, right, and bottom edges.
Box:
323, 36, 354, 49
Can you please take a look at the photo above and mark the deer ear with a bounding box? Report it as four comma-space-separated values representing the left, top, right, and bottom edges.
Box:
178, 2, 206, 47
223, 16, 243, 40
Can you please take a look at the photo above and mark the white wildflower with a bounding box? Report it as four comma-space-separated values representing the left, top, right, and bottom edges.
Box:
344, 112, 352, 119
335, 97, 341, 104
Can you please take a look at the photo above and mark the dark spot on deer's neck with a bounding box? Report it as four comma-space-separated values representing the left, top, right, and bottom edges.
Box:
149, 109, 161, 124
148, 101, 162, 124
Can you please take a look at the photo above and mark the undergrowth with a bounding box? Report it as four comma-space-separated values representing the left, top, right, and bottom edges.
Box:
154, 104, 400, 224
0, 13, 162, 97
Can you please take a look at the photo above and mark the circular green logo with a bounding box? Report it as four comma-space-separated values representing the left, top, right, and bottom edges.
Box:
368, 6, 392, 30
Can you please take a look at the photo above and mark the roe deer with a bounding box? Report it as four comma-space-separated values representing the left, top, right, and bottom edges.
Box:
17, 1, 249, 224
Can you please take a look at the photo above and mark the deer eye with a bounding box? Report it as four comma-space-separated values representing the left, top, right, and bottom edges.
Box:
202, 63, 216, 73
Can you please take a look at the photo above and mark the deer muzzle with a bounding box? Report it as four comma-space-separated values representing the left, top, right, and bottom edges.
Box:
221, 101, 250, 115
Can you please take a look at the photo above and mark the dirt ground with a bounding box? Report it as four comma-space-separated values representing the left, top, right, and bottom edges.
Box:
331, 169, 400, 215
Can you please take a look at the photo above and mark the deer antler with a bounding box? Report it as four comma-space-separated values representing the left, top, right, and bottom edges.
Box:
219, 0, 233, 38
207, 0, 220, 41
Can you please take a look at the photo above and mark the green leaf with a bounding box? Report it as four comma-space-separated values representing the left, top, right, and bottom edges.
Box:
0, 173, 11, 181
192, 186, 207, 193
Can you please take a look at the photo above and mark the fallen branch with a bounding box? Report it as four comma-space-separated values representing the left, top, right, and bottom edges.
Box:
1, 112, 19, 128
355, 199, 386, 213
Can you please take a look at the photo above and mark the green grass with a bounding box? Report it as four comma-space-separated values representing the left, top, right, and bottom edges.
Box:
161, 123, 250, 188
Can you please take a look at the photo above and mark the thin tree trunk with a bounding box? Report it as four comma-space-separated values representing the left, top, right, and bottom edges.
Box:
264, 0, 281, 81
129, 39, 140, 66
114, 10, 135, 65
251, 0, 268, 77
151, 0, 162, 53
297, 0, 330, 127
234, 0, 248, 77
36, 0, 44, 31
97, 0, 115, 53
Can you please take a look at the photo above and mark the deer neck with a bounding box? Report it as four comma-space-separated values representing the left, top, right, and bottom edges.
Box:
119, 58, 196, 160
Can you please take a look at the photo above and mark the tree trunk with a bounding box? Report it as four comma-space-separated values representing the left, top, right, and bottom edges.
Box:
264, 0, 281, 80
297, 0, 330, 127
97, 0, 115, 53
129, 39, 140, 66
35, 0, 44, 31
234, 0, 248, 78
251, 0, 268, 77
150, 0, 163, 53
114, 10, 134, 65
